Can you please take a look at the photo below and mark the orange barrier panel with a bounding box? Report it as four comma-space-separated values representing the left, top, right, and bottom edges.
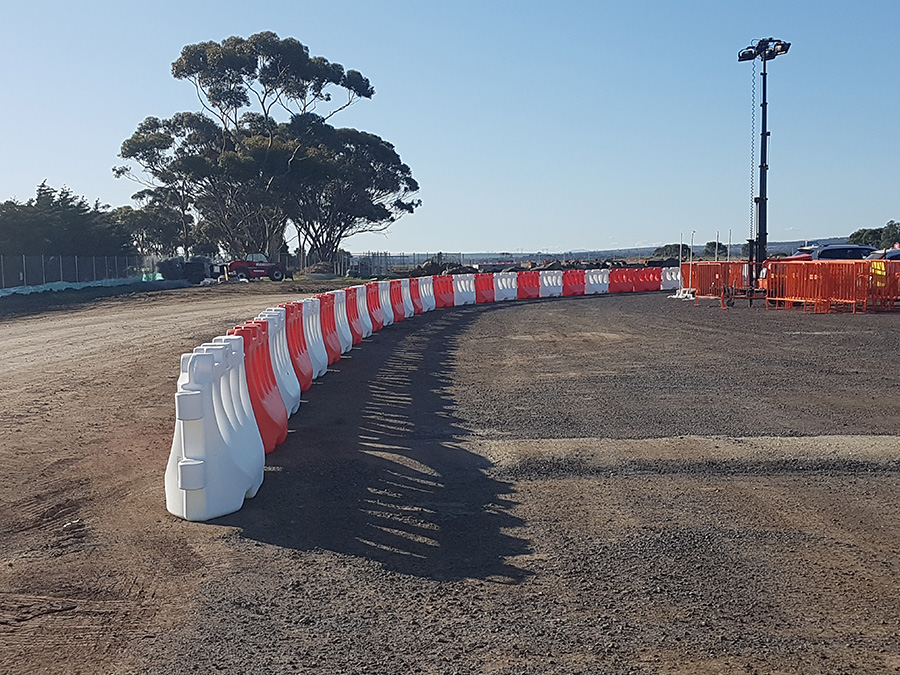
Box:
278, 302, 314, 391
389, 279, 405, 322
316, 293, 342, 364
517, 271, 540, 299
365, 282, 384, 331
633, 267, 661, 292
343, 287, 364, 344
228, 321, 288, 454
475, 273, 495, 303
868, 260, 900, 311
682, 262, 722, 297
608, 268, 635, 293
433, 275, 455, 308
562, 269, 586, 296
409, 277, 424, 314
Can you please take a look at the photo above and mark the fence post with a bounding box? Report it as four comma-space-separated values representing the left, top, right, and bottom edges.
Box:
41, 254, 46, 284
59, 255, 63, 282
1, 255, 4, 289
93, 256, 96, 281
22, 254, 26, 286
115, 256, 119, 278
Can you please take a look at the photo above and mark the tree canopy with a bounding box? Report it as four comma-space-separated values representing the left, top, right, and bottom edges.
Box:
652, 243, 691, 259
116, 32, 416, 262
849, 222, 900, 249
0, 183, 134, 255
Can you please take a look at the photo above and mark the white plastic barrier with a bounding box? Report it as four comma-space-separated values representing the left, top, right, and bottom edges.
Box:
494, 272, 518, 301
302, 298, 329, 378
452, 273, 476, 306
539, 270, 563, 298
165, 345, 265, 521
400, 279, 415, 318
418, 276, 436, 311
355, 284, 373, 337
256, 307, 301, 415
331, 290, 354, 354
585, 269, 610, 294
378, 280, 395, 326
661, 267, 681, 291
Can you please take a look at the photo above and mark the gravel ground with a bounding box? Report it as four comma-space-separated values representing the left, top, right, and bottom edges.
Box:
1, 289, 899, 674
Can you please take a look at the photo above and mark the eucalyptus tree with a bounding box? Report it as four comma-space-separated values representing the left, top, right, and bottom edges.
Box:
283, 115, 420, 263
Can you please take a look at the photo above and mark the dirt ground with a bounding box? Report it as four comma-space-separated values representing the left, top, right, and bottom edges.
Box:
0, 284, 898, 674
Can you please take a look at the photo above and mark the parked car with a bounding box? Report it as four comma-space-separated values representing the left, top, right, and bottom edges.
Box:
866, 247, 900, 261
779, 244, 877, 261
227, 253, 292, 281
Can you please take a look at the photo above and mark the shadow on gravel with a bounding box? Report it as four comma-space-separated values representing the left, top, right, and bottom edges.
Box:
218, 305, 532, 583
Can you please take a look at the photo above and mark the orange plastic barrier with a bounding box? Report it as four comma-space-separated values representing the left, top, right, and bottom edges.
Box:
633, 267, 662, 292
365, 282, 384, 331
475, 273, 495, 303
433, 275, 455, 308
228, 321, 288, 454
389, 279, 406, 322
517, 271, 540, 299
343, 287, 364, 344
409, 277, 424, 314
316, 293, 342, 364
608, 268, 635, 293
562, 269, 586, 296
278, 302, 314, 391
681, 262, 725, 298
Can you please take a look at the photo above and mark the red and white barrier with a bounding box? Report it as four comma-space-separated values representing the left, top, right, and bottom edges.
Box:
539, 270, 563, 298
365, 282, 384, 332
661, 267, 681, 291
331, 290, 354, 354
400, 279, 416, 318
355, 285, 374, 337
167, 265, 679, 521
494, 272, 518, 301
378, 281, 395, 327
165, 344, 265, 521
418, 276, 436, 312
585, 269, 609, 294
452, 273, 476, 306
302, 298, 329, 378
255, 307, 301, 416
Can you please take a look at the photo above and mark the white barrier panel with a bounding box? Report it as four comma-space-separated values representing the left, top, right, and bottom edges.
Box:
661, 267, 681, 291
494, 272, 518, 301
378, 280, 395, 326
331, 290, 354, 354
165, 347, 264, 522
400, 279, 415, 318
585, 269, 610, 294
211, 335, 264, 455
452, 273, 476, 306
355, 284, 373, 337
256, 307, 301, 415
539, 270, 563, 298
418, 276, 436, 311
302, 298, 329, 378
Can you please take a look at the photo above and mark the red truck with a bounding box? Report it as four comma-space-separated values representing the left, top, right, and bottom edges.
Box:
227, 253, 292, 281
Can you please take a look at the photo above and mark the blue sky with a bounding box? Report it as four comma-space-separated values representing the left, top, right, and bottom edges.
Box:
1, 1, 897, 253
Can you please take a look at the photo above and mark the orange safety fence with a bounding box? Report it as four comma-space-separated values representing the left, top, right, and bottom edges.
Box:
765, 260, 900, 313
684, 260, 900, 313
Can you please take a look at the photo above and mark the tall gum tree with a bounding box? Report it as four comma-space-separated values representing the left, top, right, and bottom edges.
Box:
118, 32, 381, 259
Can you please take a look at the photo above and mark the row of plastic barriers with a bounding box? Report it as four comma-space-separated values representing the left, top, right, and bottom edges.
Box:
165, 268, 682, 521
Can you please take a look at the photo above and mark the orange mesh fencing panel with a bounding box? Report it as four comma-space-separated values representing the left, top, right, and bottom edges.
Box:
681, 262, 725, 297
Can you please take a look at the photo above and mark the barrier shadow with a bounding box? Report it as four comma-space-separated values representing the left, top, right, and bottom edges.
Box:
217, 305, 532, 583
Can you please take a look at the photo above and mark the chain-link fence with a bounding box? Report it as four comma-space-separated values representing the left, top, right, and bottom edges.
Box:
0, 254, 159, 290
352, 252, 464, 277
